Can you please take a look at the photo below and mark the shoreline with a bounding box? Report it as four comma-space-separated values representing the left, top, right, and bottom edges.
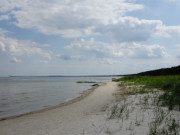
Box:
0, 82, 119, 135
0, 83, 102, 121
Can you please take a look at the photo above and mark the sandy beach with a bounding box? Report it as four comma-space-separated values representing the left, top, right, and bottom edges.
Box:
0, 82, 119, 135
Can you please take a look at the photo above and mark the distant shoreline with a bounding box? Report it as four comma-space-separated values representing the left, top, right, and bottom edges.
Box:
8, 75, 123, 77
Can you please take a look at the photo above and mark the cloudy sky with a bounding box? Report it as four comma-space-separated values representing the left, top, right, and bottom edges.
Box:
0, 0, 180, 76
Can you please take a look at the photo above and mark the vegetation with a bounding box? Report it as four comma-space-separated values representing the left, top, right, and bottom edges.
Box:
135, 65, 180, 76
109, 101, 129, 119
113, 75, 180, 110
110, 66, 180, 134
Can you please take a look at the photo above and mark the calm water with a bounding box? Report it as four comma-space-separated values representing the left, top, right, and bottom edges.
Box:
0, 76, 120, 119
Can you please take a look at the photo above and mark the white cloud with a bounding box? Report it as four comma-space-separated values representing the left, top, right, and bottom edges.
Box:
97, 17, 180, 42
99, 58, 118, 65
167, 0, 180, 3
0, 0, 24, 12
66, 39, 169, 59
0, 0, 143, 38
0, 28, 8, 36
96, 17, 163, 42
0, 29, 51, 60
176, 44, 180, 58
1, 0, 180, 42
65, 38, 114, 58
155, 25, 180, 38
0, 15, 10, 21
11, 57, 22, 63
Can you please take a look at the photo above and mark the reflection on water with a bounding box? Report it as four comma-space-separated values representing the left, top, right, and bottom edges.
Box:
0, 76, 120, 119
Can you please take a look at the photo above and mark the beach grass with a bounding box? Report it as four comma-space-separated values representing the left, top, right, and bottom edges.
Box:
113, 75, 180, 110
110, 76, 180, 134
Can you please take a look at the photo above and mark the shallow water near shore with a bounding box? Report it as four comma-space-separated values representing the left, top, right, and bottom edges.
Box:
0, 76, 120, 119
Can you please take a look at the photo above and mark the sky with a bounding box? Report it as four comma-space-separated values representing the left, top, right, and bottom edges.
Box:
0, 0, 180, 76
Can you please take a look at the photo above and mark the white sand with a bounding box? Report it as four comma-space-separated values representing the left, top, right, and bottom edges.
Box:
0, 82, 119, 135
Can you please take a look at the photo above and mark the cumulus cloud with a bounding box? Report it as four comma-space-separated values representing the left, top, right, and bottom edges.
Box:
1, 0, 180, 42
0, 29, 51, 60
0, 0, 143, 38
155, 25, 180, 38
97, 17, 180, 42
96, 17, 163, 42
66, 39, 168, 59
65, 38, 112, 58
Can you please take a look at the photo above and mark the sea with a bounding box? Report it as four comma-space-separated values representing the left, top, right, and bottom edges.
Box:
0, 76, 120, 119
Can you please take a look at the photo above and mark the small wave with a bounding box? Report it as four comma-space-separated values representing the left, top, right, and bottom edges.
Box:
65, 98, 74, 102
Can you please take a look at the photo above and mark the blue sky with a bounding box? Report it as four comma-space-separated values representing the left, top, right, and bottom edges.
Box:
0, 0, 180, 76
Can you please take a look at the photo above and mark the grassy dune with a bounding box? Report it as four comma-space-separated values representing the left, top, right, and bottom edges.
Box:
111, 75, 180, 134
114, 75, 180, 110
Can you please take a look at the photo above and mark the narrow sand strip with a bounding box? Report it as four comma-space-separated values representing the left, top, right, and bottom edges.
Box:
0, 82, 119, 135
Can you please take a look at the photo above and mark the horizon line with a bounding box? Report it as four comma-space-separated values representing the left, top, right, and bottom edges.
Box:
7, 75, 125, 77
